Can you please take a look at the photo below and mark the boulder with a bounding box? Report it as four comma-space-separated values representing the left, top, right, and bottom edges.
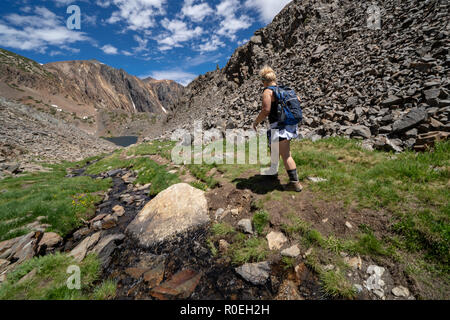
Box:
237, 219, 253, 234
350, 125, 372, 139
126, 183, 210, 247
392, 108, 427, 133
235, 262, 271, 285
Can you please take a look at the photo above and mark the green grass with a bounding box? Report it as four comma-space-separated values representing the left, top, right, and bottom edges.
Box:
189, 181, 208, 191
211, 223, 235, 237
0, 253, 116, 300
230, 237, 269, 265
0, 165, 111, 241
252, 210, 270, 235
186, 164, 220, 189
126, 140, 176, 159
207, 239, 218, 257
320, 270, 356, 299
281, 256, 296, 270
86, 152, 180, 196
290, 138, 449, 272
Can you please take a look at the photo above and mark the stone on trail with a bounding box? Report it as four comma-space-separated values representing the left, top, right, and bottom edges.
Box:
237, 219, 253, 234
275, 279, 304, 300
235, 261, 271, 285
392, 286, 410, 298
37, 232, 62, 253
219, 239, 230, 253
344, 256, 362, 270
143, 261, 165, 289
150, 269, 202, 300
126, 183, 209, 248
307, 176, 327, 183
112, 205, 125, 217
266, 231, 288, 250
281, 245, 300, 258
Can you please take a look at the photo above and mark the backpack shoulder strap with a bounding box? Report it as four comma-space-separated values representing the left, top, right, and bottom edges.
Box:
264, 86, 280, 100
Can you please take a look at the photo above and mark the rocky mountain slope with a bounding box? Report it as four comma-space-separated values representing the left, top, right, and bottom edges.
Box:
158, 0, 449, 152
143, 77, 184, 114
0, 48, 184, 137
0, 97, 118, 169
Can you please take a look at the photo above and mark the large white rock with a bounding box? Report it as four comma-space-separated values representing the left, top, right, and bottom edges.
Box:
126, 183, 210, 247
266, 231, 288, 250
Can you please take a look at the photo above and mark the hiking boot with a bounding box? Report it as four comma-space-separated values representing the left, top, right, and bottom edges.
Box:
284, 181, 303, 192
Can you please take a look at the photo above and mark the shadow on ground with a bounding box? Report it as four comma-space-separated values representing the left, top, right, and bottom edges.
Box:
233, 175, 284, 194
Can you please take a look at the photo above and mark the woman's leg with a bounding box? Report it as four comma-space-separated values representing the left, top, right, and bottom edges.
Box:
279, 140, 296, 172
280, 140, 302, 191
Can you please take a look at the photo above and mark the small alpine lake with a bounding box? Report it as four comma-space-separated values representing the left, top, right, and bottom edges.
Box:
102, 136, 138, 147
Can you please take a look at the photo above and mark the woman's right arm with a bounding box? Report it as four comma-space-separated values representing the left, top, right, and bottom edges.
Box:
253, 90, 272, 130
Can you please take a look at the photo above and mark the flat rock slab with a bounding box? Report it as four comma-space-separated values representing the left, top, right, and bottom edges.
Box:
392, 108, 427, 133
235, 262, 271, 285
90, 233, 125, 268
150, 269, 202, 300
69, 232, 101, 262
126, 183, 209, 248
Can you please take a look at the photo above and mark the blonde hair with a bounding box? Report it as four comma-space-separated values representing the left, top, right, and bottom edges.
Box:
259, 66, 277, 83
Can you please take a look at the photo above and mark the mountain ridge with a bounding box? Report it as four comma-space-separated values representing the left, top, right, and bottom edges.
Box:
0, 48, 184, 137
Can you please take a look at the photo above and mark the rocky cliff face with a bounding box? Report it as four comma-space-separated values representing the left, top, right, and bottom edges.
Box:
143, 78, 185, 114
158, 0, 449, 152
45, 60, 169, 114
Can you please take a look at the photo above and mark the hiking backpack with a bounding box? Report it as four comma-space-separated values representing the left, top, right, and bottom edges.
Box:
266, 86, 303, 126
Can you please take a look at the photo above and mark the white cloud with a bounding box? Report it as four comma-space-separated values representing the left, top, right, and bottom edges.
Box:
141, 70, 197, 86
0, 7, 89, 52
244, 0, 292, 23
133, 35, 148, 53
105, 0, 167, 31
157, 19, 203, 51
101, 44, 118, 54
196, 35, 225, 53
182, 0, 214, 22
216, 0, 252, 40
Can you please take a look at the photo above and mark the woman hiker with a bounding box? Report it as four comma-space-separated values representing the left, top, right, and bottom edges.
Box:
252, 66, 303, 192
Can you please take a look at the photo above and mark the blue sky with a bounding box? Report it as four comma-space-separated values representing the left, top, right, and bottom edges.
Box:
0, 0, 292, 85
